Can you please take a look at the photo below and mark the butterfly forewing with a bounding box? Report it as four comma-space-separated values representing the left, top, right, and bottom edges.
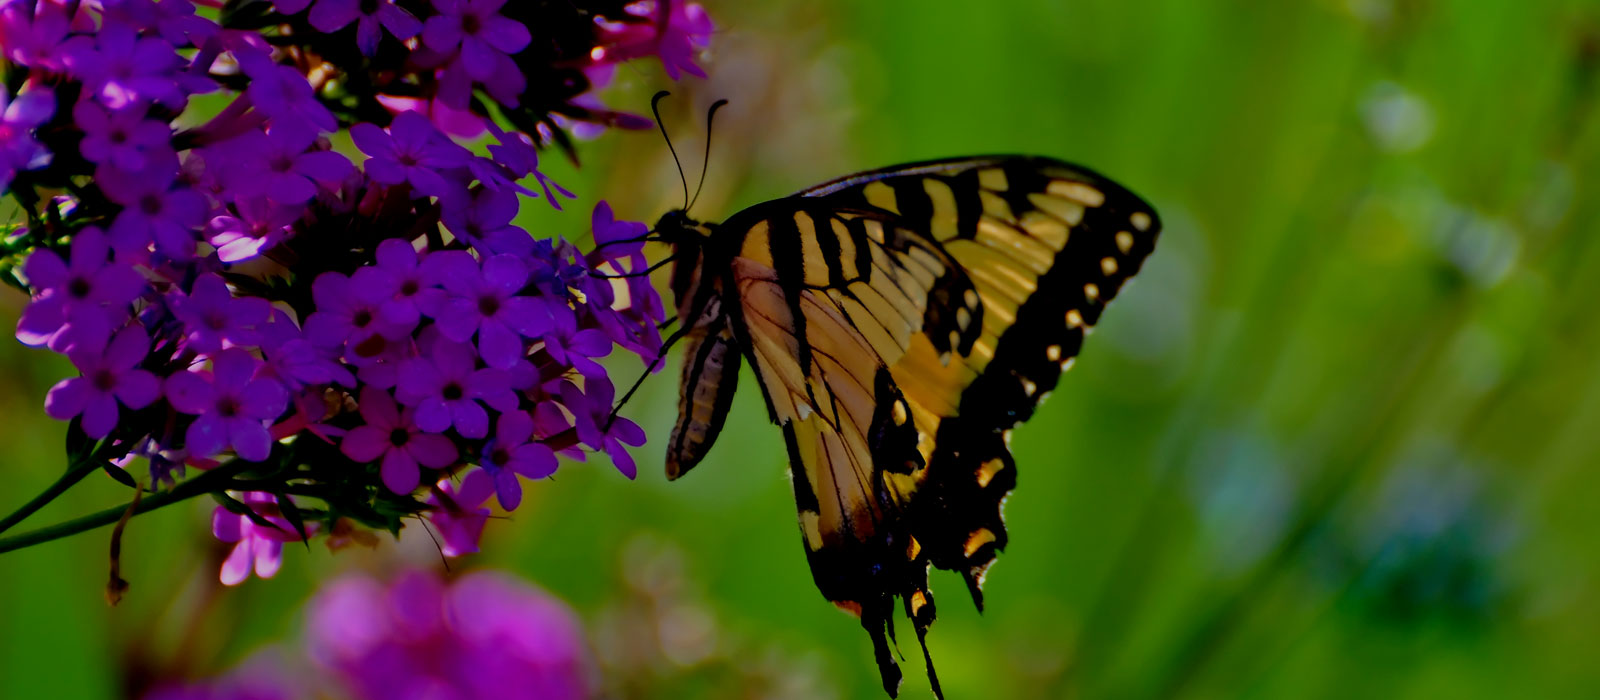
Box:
667, 156, 1160, 698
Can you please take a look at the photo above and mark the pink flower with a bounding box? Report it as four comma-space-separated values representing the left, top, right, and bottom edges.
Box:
212, 491, 319, 586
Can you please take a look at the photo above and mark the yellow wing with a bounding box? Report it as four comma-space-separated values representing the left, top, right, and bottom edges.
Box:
671, 156, 1160, 698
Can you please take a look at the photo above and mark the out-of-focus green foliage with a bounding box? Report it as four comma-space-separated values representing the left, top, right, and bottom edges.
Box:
3, 1, 1599, 698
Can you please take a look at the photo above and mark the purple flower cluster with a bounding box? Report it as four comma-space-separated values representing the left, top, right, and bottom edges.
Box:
144, 569, 591, 700
1, 0, 712, 583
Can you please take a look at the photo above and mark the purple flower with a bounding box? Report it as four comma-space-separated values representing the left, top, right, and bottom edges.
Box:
238, 51, 338, 135
208, 196, 300, 262
441, 185, 530, 255
564, 378, 644, 479
486, 125, 575, 208
73, 100, 171, 172
427, 467, 493, 557
214, 127, 354, 205
212, 491, 318, 586
166, 349, 290, 461
429, 252, 550, 369
0, 3, 70, 70
396, 339, 516, 438
373, 238, 439, 324
44, 325, 160, 439
309, 0, 422, 56
351, 110, 471, 198
479, 409, 557, 510
306, 570, 592, 700
259, 309, 356, 389
0, 86, 55, 191
101, 0, 220, 48
422, 0, 530, 106
61, 22, 190, 109
15, 228, 147, 350
303, 269, 417, 364
589, 199, 648, 257
594, 1, 714, 81
340, 386, 457, 494
98, 154, 207, 259
173, 274, 271, 353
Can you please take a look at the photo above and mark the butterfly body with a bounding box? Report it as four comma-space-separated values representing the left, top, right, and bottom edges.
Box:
655, 156, 1160, 698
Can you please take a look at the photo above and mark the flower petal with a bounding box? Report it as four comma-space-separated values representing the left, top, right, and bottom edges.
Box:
407, 432, 459, 468
380, 448, 421, 494
340, 425, 390, 463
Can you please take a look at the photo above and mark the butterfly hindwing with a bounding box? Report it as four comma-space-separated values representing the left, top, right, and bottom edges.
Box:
666, 155, 1160, 698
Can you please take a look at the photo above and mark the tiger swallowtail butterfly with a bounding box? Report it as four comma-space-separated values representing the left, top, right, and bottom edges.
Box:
651, 154, 1159, 698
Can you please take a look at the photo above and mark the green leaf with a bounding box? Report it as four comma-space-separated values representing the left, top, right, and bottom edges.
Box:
272, 490, 312, 548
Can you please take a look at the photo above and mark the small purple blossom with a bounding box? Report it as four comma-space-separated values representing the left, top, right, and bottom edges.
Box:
423, 0, 530, 107
565, 378, 645, 479
340, 386, 457, 494
427, 467, 493, 556
0, 3, 70, 70
173, 274, 271, 353
44, 325, 161, 439
98, 154, 207, 259
73, 100, 171, 172
214, 127, 354, 205
303, 269, 418, 364
238, 50, 338, 135
212, 491, 318, 586
259, 309, 357, 389
61, 21, 191, 109
429, 252, 550, 369
480, 409, 557, 510
166, 349, 290, 461
15, 228, 147, 350
351, 110, 471, 198
442, 185, 530, 255
309, 0, 422, 56
0, 86, 55, 191
207, 196, 301, 262
396, 339, 516, 438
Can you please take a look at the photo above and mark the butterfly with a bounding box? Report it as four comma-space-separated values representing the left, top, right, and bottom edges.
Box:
651, 154, 1159, 698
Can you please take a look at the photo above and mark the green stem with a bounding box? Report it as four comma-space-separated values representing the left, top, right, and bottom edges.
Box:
0, 457, 100, 536
0, 460, 251, 555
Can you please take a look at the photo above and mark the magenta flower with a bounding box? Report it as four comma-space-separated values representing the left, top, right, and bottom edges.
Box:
351, 110, 471, 198
480, 409, 557, 510
340, 386, 457, 494
98, 155, 207, 259
306, 570, 592, 700
15, 228, 147, 350
173, 274, 271, 353
309, 0, 422, 56
426, 467, 493, 557
396, 339, 516, 438
429, 252, 550, 369
212, 491, 318, 586
166, 349, 290, 461
73, 100, 171, 172
44, 325, 161, 439
207, 196, 301, 262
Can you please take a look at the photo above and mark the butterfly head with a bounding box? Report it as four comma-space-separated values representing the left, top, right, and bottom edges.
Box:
653, 209, 719, 322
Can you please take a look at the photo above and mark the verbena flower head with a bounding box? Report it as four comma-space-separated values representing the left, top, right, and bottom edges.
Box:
307, 570, 592, 700
1, 0, 713, 581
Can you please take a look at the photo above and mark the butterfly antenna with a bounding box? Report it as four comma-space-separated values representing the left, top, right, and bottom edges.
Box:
686, 98, 729, 214
652, 90, 690, 209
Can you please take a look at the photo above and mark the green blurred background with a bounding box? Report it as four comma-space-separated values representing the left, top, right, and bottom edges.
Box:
4, 1, 1599, 697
